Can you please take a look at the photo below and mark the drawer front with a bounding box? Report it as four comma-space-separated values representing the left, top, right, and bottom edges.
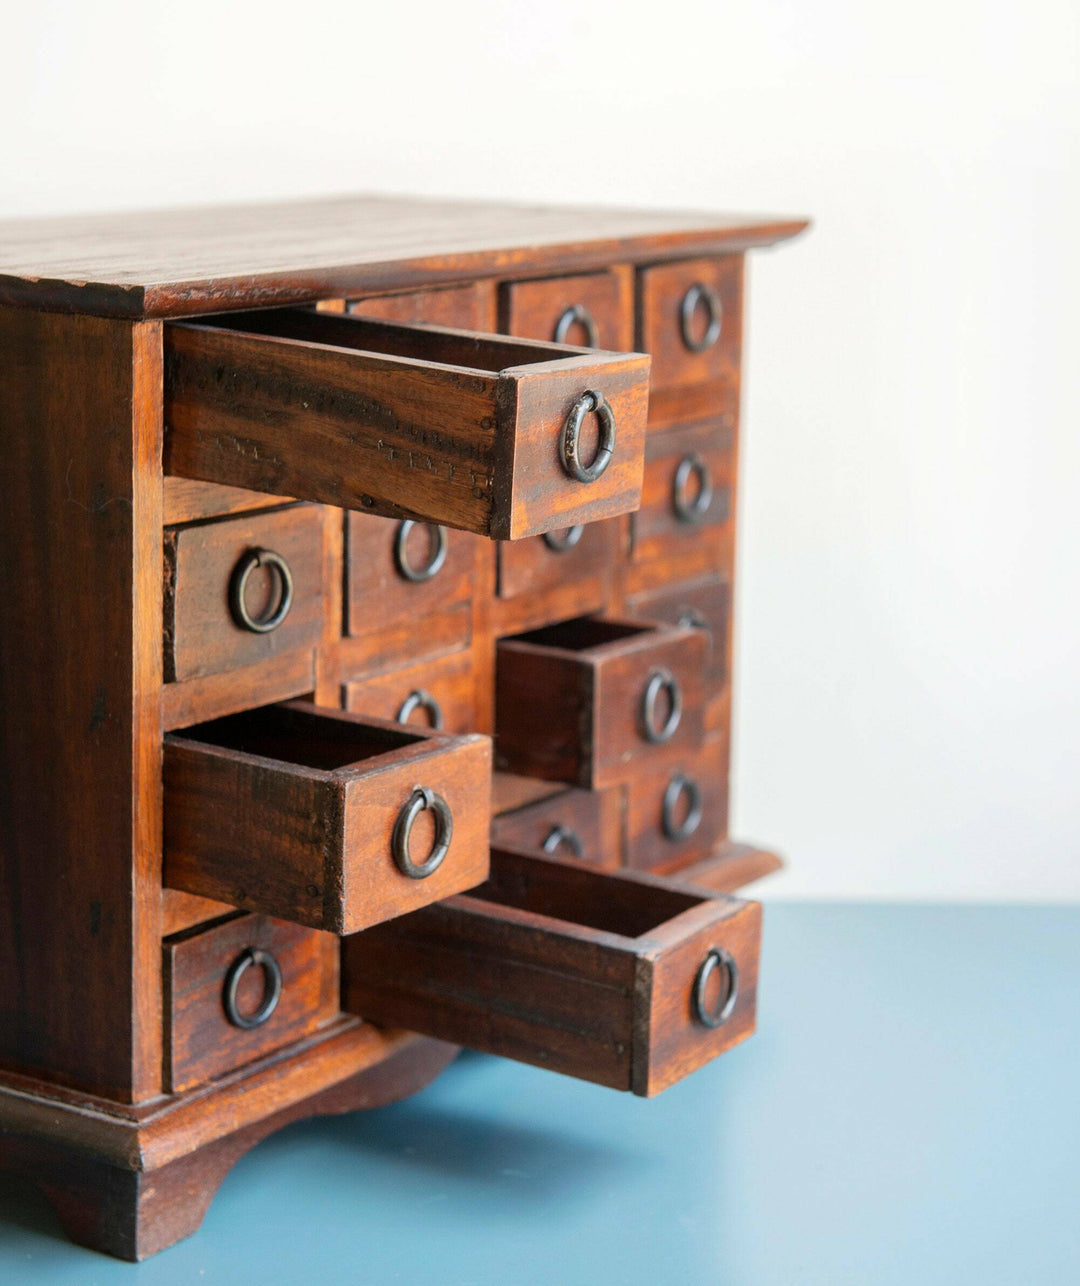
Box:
165, 911, 338, 1093
346, 512, 477, 639
631, 421, 734, 566
624, 736, 729, 872
491, 785, 622, 868
501, 270, 633, 351
625, 573, 731, 687
495, 617, 707, 789
165, 309, 649, 541
342, 648, 477, 735
347, 282, 496, 330
497, 517, 617, 601
638, 255, 742, 396
165, 701, 491, 934
164, 505, 325, 683
343, 846, 760, 1096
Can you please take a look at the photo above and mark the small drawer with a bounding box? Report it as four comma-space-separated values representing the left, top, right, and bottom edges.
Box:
346, 512, 478, 640
500, 270, 633, 351
624, 736, 729, 872
165, 911, 338, 1094
342, 648, 477, 735
497, 517, 617, 601
164, 505, 325, 683
343, 846, 760, 1096
495, 617, 706, 789
625, 573, 731, 687
346, 282, 496, 330
165, 310, 649, 540
164, 701, 491, 934
638, 256, 742, 397
491, 784, 622, 868
631, 421, 734, 566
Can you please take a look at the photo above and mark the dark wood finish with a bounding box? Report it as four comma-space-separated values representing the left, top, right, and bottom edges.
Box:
164, 702, 491, 933
624, 734, 730, 871
500, 268, 634, 350
163, 647, 317, 731
0, 196, 806, 318
672, 840, 783, 892
491, 773, 567, 815
164, 912, 339, 1092
161, 889, 237, 937
626, 571, 731, 686
164, 504, 326, 682
333, 601, 472, 678
343, 846, 760, 1096
348, 280, 496, 330
495, 617, 706, 788
165, 310, 650, 540
163, 478, 290, 525
342, 647, 477, 734
631, 419, 735, 565
496, 517, 618, 602
346, 512, 478, 639
0, 308, 162, 1102
491, 785, 622, 869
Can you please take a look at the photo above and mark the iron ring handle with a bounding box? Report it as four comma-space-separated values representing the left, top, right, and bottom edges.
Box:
553, 304, 599, 348
661, 771, 703, 841
677, 607, 707, 630
692, 947, 740, 1029
396, 688, 444, 730
543, 525, 585, 553
561, 390, 616, 484
222, 947, 283, 1030
672, 452, 714, 525
542, 824, 585, 858
680, 282, 723, 353
392, 786, 453, 879
640, 667, 683, 744
229, 548, 294, 634
394, 520, 448, 584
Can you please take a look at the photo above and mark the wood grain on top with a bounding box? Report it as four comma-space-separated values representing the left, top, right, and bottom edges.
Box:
0, 194, 808, 318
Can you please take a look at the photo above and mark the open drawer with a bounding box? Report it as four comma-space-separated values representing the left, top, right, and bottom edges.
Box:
495, 616, 706, 788
164, 309, 650, 540
343, 846, 761, 1096
164, 701, 491, 934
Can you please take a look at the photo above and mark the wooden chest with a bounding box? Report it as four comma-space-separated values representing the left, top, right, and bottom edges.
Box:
0, 195, 805, 1259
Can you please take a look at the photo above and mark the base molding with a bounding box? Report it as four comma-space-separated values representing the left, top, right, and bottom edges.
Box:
668, 838, 783, 892
0, 1019, 457, 1260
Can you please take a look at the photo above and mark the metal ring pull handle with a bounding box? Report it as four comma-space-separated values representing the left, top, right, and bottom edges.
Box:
561, 390, 616, 484
396, 688, 444, 730
229, 548, 294, 634
662, 771, 703, 841
672, 453, 714, 525
392, 787, 454, 879
542, 824, 585, 858
640, 667, 683, 744
680, 282, 723, 353
394, 520, 448, 584
677, 607, 707, 630
222, 947, 283, 1030
543, 525, 585, 553
692, 947, 739, 1029
553, 304, 599, 348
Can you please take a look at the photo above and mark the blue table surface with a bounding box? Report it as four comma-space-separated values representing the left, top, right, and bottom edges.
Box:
2, 903, 1077, 1285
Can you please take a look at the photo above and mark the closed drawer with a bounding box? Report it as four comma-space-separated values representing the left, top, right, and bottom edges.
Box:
495, 617, 706, 789
165, 911, 338, 1093
491, 784, 622, 868
164, 701, 491, 934
165, 309, 649, 540
625, 572, 731, 687
346, 512, 477, 641
497, 517, 617, 601
638, 256, 742, 403
631, 421, 734, 566
624, 736, 729, 872
342, 648, 477, 735
343, 846, 760, 1096
500, 269, 633, 351
164, 505, 325, 683
346, 281, 496, 330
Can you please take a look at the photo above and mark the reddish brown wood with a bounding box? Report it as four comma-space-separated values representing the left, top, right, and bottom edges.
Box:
164, 702, 492, 933
491, 784, 623, 868
631, 419, 735, 565
500, 267, 634, 350
626, 571, 731, 686
163, 647, 317, 731
332, 601, 472, 678
163, 478, 291, 525
624, 734, 730, 871
342, 647, 478, 734
348, 280, 497, 330
496, 517, 619, 602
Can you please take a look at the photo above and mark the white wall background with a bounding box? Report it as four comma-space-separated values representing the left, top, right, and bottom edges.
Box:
2, 0, 1077, 900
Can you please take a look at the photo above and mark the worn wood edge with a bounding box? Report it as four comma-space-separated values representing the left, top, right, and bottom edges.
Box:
0, 1021, 457, 1173
664, 839, 783, 893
